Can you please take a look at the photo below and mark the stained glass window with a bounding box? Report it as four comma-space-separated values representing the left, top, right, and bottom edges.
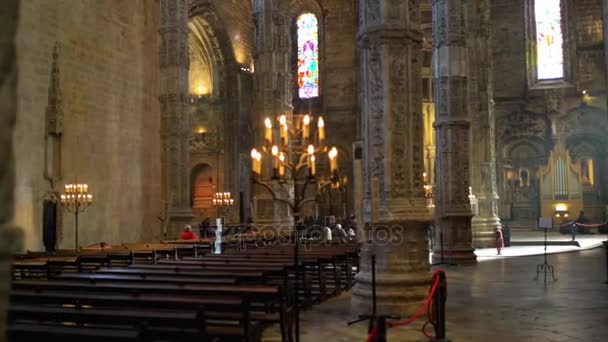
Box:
297, 13, 319, 99
535, 0, 564, 80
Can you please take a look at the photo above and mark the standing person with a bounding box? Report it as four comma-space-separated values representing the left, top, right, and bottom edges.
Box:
495, 226, 504, 255
181, 225, 199, 240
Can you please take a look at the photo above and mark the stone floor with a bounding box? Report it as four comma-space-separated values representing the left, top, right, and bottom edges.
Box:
475, 232, 608, 259
263, 247, 608, 342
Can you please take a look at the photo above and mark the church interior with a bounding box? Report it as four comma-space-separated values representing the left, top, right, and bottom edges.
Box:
1, 0, 607, 341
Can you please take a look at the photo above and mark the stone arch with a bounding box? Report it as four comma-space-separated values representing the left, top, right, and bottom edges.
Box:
188, 1, 236, 98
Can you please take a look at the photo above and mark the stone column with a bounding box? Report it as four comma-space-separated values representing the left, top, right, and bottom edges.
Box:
351, 0, 432, 316
252, 0, 293, 230
1, 0, 24, 339
432, 0, 476, 264
604, 0, 608, 103
468, 0, 500, 248
159, 0, 193, 237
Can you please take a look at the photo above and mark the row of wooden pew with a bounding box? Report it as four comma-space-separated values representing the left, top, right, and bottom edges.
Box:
8, 241, 358, 342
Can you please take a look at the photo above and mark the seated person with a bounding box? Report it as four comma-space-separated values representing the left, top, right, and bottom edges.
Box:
180, 225, 199, 240
347, 227, 356, 237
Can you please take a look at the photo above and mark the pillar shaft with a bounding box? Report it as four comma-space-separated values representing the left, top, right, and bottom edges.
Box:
159, 0, 193, 235
1, 1, 24, 339
432, 0, 476, 264
468, 0, 500, 247
352, 0, 432, 316
252, 0, 293, 228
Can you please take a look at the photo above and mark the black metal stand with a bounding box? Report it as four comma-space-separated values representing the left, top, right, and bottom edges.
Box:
431, 230, 456, 267
534, 226, 557, 283
348, 254, 400, 342
429, 271, 450, 342
603, 241, 608, 284
293, 219, 301, 342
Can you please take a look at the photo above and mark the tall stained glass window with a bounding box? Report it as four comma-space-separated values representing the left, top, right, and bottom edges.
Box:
535, 0, 564, 80
297, 13, 319, 99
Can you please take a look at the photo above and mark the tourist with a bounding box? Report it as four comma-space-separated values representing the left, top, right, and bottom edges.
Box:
181, 225, 199, 240
347, 227, 355, 238
324, 226, 333, 243
495, 226, 504, 255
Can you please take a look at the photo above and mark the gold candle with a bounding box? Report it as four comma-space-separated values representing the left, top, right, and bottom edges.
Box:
264, 118, 273, 144
281, 124, 288, 145
317, 117, 325, 143
279, 153, 286, 177
310, 155, 316, 176
329, 147, 338, 173
303, 115, 310, 140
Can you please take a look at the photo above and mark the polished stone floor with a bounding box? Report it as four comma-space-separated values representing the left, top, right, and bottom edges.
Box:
263, 247, 608, 342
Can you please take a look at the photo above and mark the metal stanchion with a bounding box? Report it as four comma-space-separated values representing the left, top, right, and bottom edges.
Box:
430, 271, 450, 342
603, 241, 608, 284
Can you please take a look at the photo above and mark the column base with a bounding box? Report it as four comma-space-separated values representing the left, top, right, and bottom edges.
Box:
431, 248, 477, 265
351, 219, 432, 317
472, 215, 501, 248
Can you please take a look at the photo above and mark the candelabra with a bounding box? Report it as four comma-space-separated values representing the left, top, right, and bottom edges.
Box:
213, 191, 234, 219
60, 183, 93, 250
251, 113, 339, 342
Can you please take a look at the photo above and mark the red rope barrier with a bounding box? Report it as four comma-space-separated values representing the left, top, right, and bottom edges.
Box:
365, 269, 446, 341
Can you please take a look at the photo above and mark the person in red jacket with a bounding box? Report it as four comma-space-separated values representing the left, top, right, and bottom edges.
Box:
180, 225, 199, 240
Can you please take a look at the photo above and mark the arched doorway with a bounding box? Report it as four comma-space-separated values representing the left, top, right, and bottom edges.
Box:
504, 141, 543, 228
191, 164, 215, 220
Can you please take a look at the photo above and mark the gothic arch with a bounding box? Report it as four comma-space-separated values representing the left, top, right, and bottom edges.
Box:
501, 137, 547, 167
188, 1, 236, 98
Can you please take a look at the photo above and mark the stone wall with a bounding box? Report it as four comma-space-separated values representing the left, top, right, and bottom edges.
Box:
14, 0, 162, 250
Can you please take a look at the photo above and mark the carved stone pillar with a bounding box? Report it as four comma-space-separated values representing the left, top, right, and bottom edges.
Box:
160, 0, 193, 236
604, 0, 608, 100
351, 0, 432, 316
432, 0, 476, 264
468, 0, 500, 248
1, 0, 24, 338
252, 0, 293, 229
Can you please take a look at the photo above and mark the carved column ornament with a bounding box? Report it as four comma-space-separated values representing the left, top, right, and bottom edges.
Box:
159, 0, 193, 235
469, 0, 501, 248
432, 0, 476, 264
352, 0, 432, 317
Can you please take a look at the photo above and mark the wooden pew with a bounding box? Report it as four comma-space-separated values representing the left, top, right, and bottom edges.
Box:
10, 288, 258, 341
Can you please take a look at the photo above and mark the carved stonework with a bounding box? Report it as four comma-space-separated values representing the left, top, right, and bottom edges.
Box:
497, 111, 548, 145
46, 45, 63, 136
353, 0, 431, 317
160, 0, 193, 222
432, 0, 476, 263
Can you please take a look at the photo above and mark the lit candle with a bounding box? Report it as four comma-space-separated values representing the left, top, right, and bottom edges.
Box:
251, 149, 259, 175
310, 155, 316, 176
329, 147, 338, 174
264, 118, 273, 144
87, 194, 93, 203
279, 115, 287, 126
271, 145, 279, 176
279, 153, 286, 177
84, 184, 88, 193
281, 124, 288, 145
60, 194, 66, 203
317, 117, 325, 143
303, 115, 310, 140
255, 151, 262, 175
